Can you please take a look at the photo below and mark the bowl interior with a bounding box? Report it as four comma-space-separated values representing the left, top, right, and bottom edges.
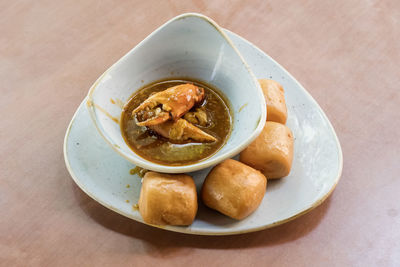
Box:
87, 14, 266, 172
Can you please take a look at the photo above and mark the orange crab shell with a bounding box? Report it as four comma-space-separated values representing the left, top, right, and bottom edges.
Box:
132, 83, 205, 126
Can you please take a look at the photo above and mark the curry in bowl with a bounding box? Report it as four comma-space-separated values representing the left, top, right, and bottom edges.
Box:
121, 79, 232, 165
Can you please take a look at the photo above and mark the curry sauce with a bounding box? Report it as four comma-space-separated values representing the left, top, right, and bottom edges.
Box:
121, 79, 232, 165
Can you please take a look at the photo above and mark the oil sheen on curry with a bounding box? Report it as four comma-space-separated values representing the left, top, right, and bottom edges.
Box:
121, 79, 232, 165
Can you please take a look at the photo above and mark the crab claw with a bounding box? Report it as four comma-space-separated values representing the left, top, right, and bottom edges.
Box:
132, 83, 205, 126
149, 119, 217, 143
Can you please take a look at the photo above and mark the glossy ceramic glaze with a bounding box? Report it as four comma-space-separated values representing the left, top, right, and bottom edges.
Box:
86, 13, 266, 173
64, 29, 343, 235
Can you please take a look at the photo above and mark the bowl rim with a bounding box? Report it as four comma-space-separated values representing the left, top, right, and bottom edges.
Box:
85, 13, 267, 173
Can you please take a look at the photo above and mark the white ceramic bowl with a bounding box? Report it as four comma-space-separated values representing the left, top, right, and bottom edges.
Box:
86, 13, 266, 173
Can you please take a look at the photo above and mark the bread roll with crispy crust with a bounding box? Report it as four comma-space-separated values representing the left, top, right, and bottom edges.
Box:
201, 159, 267, 220
138, 172, 197, 225
259, 79, 287, 124
240, 121, 294, 179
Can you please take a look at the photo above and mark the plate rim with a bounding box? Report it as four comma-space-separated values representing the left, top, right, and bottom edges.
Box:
63, 29, 343, 236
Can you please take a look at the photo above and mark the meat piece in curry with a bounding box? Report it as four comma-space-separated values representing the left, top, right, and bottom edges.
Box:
183, 107, 209, 127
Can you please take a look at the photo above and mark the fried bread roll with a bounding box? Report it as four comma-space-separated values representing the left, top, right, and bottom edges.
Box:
259, 79, 287, 124
240, 121, 294, 179
138, 172, 197, 225
201, 159, 267, 220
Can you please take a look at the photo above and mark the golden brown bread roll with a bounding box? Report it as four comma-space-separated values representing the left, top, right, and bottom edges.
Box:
138, 172, 197, 225
201, 159, 267, 220
259, 79, 287, 124
240, 121, 294, 179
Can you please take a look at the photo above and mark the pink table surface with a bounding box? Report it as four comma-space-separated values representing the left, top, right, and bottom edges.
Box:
1, 1, 399, 266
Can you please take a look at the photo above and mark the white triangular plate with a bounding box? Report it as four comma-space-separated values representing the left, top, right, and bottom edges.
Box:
64, 29, 342, 235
